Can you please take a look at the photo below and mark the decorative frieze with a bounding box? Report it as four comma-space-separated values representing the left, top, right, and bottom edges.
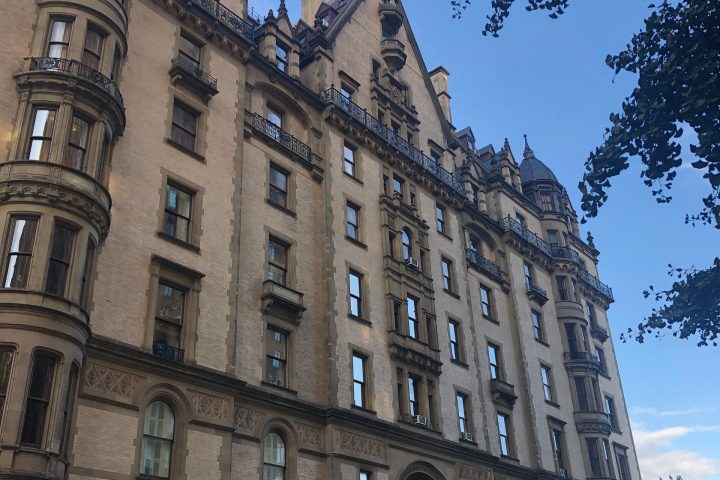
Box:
83, 363, 142, 399
335, 429, 385, 461
188, 390, 231, 423
233, 406, 265, 435
458, 463, 494, 480
294, 422, 323, 449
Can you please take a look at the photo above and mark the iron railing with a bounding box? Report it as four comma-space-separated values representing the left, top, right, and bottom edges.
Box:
29, 57, 124, 107
564, 351, 601, 366
527, 284, 549, 299
251, 114, 312, 162
550, 245, 581, 264
171, 56, 218, 90
501, 216, 552, 256
579, 269, 614, 302
188, 0, 255, 41
323, 87, 465, 195
466, 248, 504, 282
153, 343, 184, 362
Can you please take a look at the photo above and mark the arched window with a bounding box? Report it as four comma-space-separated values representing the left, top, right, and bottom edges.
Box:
141, 400, 175, 478
401, 229, 412, 260
263, 432, 286, 480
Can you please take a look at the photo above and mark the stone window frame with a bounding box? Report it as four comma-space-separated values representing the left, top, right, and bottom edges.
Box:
348, 344, 375, 414
264, 228, 297, 290
435, 202, 449, 237
165, 93, 208, 161
266, 158, 297, 216
0, 213, 41, 290
19, 347, 62, 449
547, 415, 569, 475
454, 386, 475, 441
343, 193, 366, 248
176, 28, 206, 69
555, 275, 570, 301
604, 393, 621, 432
394, 367, 439, 430
44, 16, 75, 59
486, 339, 505, 381
613, 443, 632, 480
532, 309, 546, 344
343, 139, 363, 182
156, 169, 205, 252
346, 261, 371, 324
143, 255, 203, 364
479, 284, 497, 323
495, 409, 517, 459
0, 344, 16, 428
81, 21, 108, 70
43, 217, 80, 299
439, 252, 458, 297
261, 320, 297, 394
257, 420, 299, 480
540, 362, 558, 407
447, 315, 467, 366
58, 361, 80, 457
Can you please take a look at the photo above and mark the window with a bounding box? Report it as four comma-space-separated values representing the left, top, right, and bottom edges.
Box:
340, 85, 353, 101
2, 216, 38, 289
163, 181, 193, 243
435, 205, 446, 233
346, 202, 360, 240
468, 236, 480, 254
392, 175, 404, 200
471, 184, 479, 208
456, 392, 469, 434
359, 471, 370, 480
541, 365, 553, 402
605, 396, 618, 430
47, 19, 72, 58
441, 257, 453, 291
179, 32, 202, 66
348, 270, 363, 318
60, 364, 79, 454
571, 278, 579, 301
615, 446, 631, 480
153, 282, 185, 361
540, 191, 554, 211
352, 353, 367, 408
267, 237, 288, 286
27, 107, 56, 161
275, 44, 289, 72
603, 439, 615, 477
64, 114, 90, 170
407, 295, 419, 339
267, 107, 283, 128
556, 276, 569, 301
587, 302, 597, 324
565, 323, 579, 354
586, 438, 602, 477
266, 326, 288, 387
497, 413, 511, 456
532, 310, 544, 341
141, 400, 175, 478
575, 377, 590, 411
0, 348, 14, 424
480, 286, 492, 319
268, 165, 289, 208
516, 213, 526, 227
408, 374, 420, 417
550, 428, 566, 472
111, 46, 122, 81
20, 351, 56, 446
82, 26, 105, 70
488, 343, 501, 380
45, 222, 76, 296
547, 230, 559, 247
263, 432, 286, 479
401, 229, 412, 260
170, 100, 199, 151
448, 319, 460, 361
343, 143, 356, 177
524, 262, 534, 289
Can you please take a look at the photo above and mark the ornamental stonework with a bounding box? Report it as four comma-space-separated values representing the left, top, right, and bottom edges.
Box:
188, 390, 231, 422
294, 422, 323, 449
335, 429, 385, 461
458, 463, 494, 480
83, 363, 142, 399
233, 406, 265, 435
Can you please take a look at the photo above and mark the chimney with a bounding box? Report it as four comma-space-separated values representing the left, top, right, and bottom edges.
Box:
302, 0, 325, 25
430, 66, 452, 125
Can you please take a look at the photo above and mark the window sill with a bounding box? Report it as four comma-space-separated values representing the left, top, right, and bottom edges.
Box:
450, 358, 469, 369
265, 198, 297, 217
459, 436, 478, 446
600, 372, 612, 380
157, 231, 200, 253
345, 235, 368, 250
348, 314, 372, 326
437, 231, 453, 242
165, 137, 206, 162
611, 427, 622, 435
351, 405, 377, 416
343, 171, 364, 185
545, 400, 561, 409
484, 315, 500, 325
534, 338, 550, 348
500, 454, 520, 463
261, 381, 298, 395
443, 288, 461, 300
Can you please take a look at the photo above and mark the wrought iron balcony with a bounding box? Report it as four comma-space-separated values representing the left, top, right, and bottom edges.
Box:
188, 0, 255, 41
153, 343, 184, 362
550, 245, 581, 264
169, 56, 218, 97
563, 351, 602, 373
466, 248, 505, 283
578, 269, 614, 303
28, 57, 124, 108
490, 378, 517, 408
250, 113, 312, 164
501, 216, 552, 257
527, 285, 549, 306
323, 87, 464, 196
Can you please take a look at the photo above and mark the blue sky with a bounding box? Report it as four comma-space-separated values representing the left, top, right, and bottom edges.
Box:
252, 1, 720, 477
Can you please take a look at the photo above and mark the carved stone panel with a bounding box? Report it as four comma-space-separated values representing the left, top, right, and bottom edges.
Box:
188, 389, 231, 424
294, 422, 323, 450
234, 406, 266, 436
83, 363, 143, 402
458, 463, 494, 480
333, 428, 386, 462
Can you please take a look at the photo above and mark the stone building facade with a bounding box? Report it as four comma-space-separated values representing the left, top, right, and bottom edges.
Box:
0, 0, 642, 479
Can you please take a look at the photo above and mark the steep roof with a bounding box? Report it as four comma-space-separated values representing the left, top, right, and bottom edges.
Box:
518, 135, 558, 183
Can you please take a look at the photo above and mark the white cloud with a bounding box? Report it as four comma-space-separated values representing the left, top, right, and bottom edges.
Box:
632, 406, 716, 417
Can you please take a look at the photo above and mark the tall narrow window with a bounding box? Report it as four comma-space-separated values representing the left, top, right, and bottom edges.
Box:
60, 364, 79, 454
263, 432, 286, 480
153, 282, 185, 361
516, 213, 526, 227
27, 108, 56, 161
616, 447, 631, 480
79, 238, 96, 308
480, 286, 492, 319
21, 351, 56, 447
435, 205, 446, 233
497, 413, 511, 456
352, 353, 366, 408
587, 303, 597, 324
441, 258, 453, 291
456, 392, 469, 434
178, 32, 202, 66
343, 143, 356, 177
141, 400, 175, 478
45, 222, 76, 296
401, 229, 412, 260
47, 19, 72, 58
164, 182, 193, 242
170, 100, 199, 151
551, 428, 566, 472
346, 202, 360, 240
541, 365, 553, 402
565, 323, 579, 354
275, 44, 289, 72
408, 374, 420, 417
448, 320, 460, 361
547, 230, 559, 247
586, 438, 602, 477
267, 238, 288, 286
0, 348, 14, 424
471, 184, 479, 208
268, 165, 289, 208
266, 326, 288, 387
348, 270, 363, 318
407, 295, 418, 339
392, 175, 404, 200
468, 236, 480, 254
605, 396, 618, 430
556, 276, 569, 301
597, 347, 607, 375
532, 310, 544, 341
524, 262, 534, 289
575, 377, 590, 411
111, 46, 122, 81
488, 343, 501, 380
267, 107, 282, 128
603, 439, 615, 477
64, 115, 91, 170
571, 277, 579, 301
540, 191, 554, 211
359, 471, 370, 480
3, 216, 38, 289
82, 26, 105, 70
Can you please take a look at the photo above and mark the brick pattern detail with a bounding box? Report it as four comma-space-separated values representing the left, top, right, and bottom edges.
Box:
188, 390, 231, 422
335, 429, 385, 460
294, 422, 323, 449
83, 363, 142, 399
233, 406, 265, 435
458, 463, 494, 480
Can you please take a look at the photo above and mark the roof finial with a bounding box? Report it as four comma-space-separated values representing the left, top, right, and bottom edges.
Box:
523, 134, 535, 159
278, 0, 287, 16
503, 137, 511, 151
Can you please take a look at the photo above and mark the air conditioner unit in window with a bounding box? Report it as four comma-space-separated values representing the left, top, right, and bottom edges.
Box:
405, 257, 419, 269
412, 415, 427, 427
558, 468, 567, 478
461, 432, 474, 442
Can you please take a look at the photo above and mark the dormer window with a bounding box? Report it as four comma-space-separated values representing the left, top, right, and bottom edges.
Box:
275, 43, 289, 72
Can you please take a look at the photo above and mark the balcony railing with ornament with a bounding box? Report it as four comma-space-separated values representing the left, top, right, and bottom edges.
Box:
251, 113, 312, 164
579, 269, 614, 303
188, 0, 255, 41
465, 248, 505, 283
501, 216, 552, 257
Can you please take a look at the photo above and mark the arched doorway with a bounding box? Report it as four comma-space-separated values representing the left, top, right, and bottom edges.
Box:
398, 461, 446, 480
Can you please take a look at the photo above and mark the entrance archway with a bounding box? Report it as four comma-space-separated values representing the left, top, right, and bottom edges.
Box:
398, 461, 446, 480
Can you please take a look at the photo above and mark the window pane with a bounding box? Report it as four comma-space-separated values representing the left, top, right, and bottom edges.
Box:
3, 217, 38, 288
267, 109, 282, 127
263, 464, 285, 480
179, 34, 201, 64
352, 355, 364, 382
45, 224, 76, 295
141, 436, 173, 477
144, 401, 175, 439
270, 168, 287, 192
83, 28, 104, 69
65, 116, 90, 169
48, 20, 71, 58
264, 432, 286, 466
173, 103, 197, 131
155, 283, 185, 324
28, 109, 56, 161
21, 353, 56, 446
